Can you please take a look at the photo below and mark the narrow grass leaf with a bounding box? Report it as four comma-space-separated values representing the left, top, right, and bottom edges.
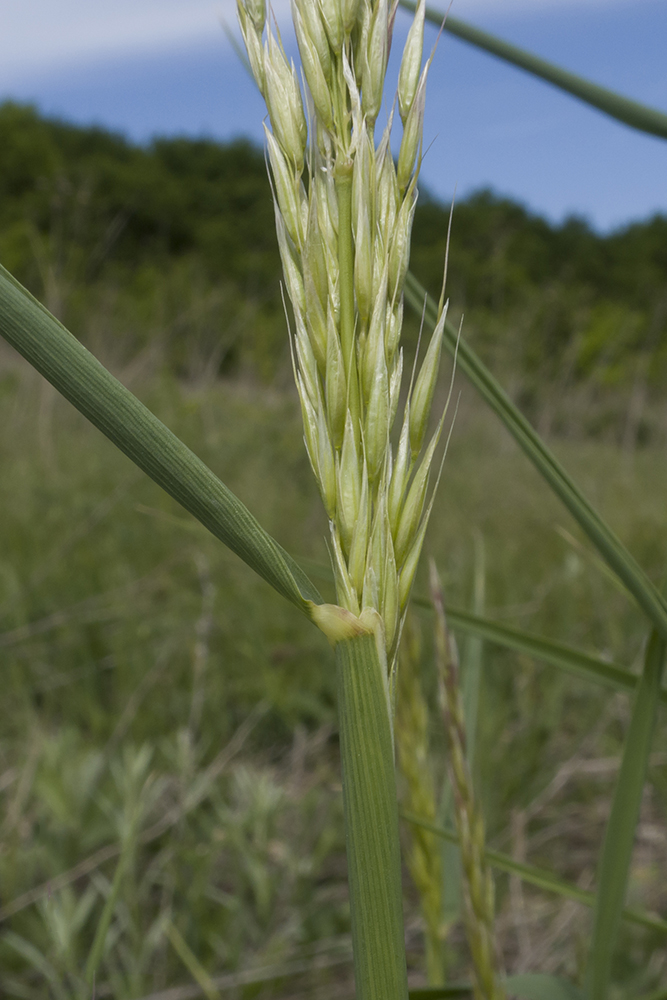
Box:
337, 632, 408, 1000
401, 811, 667, 934
504, 974, 585, 1000
399, 1, 667, 141
587, 588, 667, 1000
0, 265, 322, 613
411, 598, 661, 700
404, 273, 667, 641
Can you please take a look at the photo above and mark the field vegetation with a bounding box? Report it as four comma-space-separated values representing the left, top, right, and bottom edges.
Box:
0, 102, 666, 997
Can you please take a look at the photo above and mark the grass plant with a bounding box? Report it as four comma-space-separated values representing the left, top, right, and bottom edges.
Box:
1, 0, 667, 997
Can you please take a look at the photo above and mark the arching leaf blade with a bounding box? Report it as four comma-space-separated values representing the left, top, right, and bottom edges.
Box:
587, 596, 667, 999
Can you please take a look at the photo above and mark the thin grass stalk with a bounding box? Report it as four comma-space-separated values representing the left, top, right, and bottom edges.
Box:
405, 273, 667, 641
430, 562, 505, 1000
440, 537, 486, 933
0, 265, 321, 612
336, 632, 409, 1000
399, 0, 667, 141
586, 584, 667, 1000
396, 617, 445, 985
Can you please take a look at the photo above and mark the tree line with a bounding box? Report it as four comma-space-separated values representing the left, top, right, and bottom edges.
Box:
1, 101, 666, 406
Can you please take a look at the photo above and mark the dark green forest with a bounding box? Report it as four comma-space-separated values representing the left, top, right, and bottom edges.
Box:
2, 100, 666, 429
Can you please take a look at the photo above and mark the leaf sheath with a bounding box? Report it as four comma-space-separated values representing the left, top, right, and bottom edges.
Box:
337, 633, 408, 1000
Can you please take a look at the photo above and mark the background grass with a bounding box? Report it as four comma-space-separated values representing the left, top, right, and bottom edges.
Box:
0, 104, 666, 998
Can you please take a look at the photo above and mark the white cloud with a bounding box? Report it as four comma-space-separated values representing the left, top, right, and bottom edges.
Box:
0, 1, 250, 84
0, 0, 639, 87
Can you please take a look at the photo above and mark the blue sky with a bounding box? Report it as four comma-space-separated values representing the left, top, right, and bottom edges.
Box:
1, 0, 665, 231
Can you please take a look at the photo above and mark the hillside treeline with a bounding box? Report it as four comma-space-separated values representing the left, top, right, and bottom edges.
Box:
1, 101, 666, 430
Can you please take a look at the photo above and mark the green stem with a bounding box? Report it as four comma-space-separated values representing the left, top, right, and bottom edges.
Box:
587, 592, 667, 999
336, 633, 408, 1000
335, 166, 361, 433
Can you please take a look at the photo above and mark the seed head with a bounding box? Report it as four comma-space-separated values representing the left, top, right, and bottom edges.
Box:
238, 0, 448, 659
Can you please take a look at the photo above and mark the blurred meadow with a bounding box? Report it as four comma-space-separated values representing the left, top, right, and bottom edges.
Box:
0, 99, 666, 997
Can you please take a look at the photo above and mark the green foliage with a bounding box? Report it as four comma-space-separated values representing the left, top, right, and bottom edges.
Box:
2, 100, 667, 421
0, 101, 283, 373
1, 90, 667, 999
0, 364, 666, 995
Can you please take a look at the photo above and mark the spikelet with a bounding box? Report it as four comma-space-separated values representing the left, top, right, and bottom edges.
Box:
238, 0, 450, 668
